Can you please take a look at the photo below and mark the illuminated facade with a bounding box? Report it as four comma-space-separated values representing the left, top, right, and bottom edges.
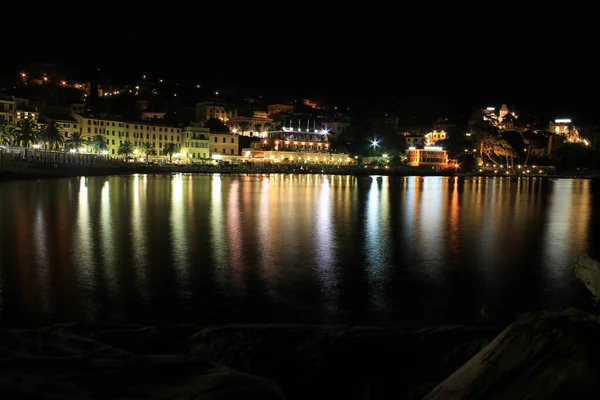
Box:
242, 127, 352, 164
407, 146, 449, 170
72, 113, 182, 157
548, 119, 580, 139
405, 135, 425, 147
181, 126, 210, 162
228, 112, 274, 136
16, 109, 39, 121
209, 133, 239, 157
39, 114, 79, 139
267, 104, 293, 116
425, 130, 447, 146
195, 101, 238, 123
0, 97, 16, 124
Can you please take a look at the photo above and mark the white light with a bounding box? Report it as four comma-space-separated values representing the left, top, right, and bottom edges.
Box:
424, 146, 444, 151
408, 146, 416, 150
212, 154, 222, 160
555, 119, 571, 123
102, 150, 109, 155
69, 149, 76, 153
486, 107, 495, 111
33, 144, 41, 149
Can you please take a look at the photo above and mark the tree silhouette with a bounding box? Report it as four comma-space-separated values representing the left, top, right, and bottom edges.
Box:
14, 119, 39, 148
118, 141, 134, 157
162, 142, 178, 162
41, 121, 65, 150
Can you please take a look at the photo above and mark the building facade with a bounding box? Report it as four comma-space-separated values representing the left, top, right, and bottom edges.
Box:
39, 114, 79, 139
406, 135, 425, 148
0, 97, 16, 124
241, 127, 352, 164
425, 130, 447, 146
72, 113, 182, 157
209, 132, 239, 157
181, 125, 210, 162
196, 101, 238, 123
407, 146, 449, 170
228, 112, 274, 136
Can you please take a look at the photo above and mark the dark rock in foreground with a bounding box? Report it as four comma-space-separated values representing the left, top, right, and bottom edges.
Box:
0, 327, 285, 399
2, 311, 598, 399
425, 309, 600, 399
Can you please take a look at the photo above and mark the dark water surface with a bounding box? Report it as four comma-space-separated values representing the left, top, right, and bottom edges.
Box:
0, 174, 597, 326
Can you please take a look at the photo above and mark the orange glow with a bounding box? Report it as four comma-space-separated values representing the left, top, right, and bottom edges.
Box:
294, 141, 298, 145
301, 142, 306, 146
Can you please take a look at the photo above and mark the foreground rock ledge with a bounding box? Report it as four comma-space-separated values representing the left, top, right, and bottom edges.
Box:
425, 309, 600, 400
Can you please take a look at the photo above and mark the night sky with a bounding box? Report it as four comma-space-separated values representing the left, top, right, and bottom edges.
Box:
4, 30, 598, 122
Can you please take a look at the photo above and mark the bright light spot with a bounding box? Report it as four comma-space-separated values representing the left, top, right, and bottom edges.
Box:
486, 107, 495, 110
555, 119, 571, 123
424, 146, 444, 151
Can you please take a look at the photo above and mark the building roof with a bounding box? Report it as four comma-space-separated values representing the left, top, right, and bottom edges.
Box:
41, 113, 77, 122
75, 112, 180, 128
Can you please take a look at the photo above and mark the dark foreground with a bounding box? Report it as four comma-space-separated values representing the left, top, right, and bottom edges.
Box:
2, 309, 599, 399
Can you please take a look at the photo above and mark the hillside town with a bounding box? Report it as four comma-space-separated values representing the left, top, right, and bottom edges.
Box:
1, 64, 598, 176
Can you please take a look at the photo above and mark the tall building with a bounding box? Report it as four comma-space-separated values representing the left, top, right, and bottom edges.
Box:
196, 101, 238, 123
0, 96, 16, 124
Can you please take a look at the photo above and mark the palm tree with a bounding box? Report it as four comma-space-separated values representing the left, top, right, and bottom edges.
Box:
236, 121, 250, 136
66, 132, 86, 151
254, 123, 262, 136
263, 122, 272, 133
118, 141, 134, 157
41, 121, 64, 150
14, 119, 39, 148
88, 135, 108, 154
0, 120, 16, 146
141, 142, 157, 159
162, 142, 178, 162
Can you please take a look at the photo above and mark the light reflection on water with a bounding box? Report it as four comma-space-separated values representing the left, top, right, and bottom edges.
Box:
0, 175, 596, 326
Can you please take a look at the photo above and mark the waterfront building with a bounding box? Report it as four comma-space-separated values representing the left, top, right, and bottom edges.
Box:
181, 125, 210, 162
72, 112, 182, 157
407, 146, 449, 170
39, 114, 79, 139
228, 111, 274, 136
209, 132, 239, 158
241, 126, 352, 164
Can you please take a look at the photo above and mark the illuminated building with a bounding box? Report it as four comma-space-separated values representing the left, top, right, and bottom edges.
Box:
405, 135, 425, 148
0, 96, 16, 124
425, 130, 446, 146
267, 104, 293, 116
548, 118, 580, 139
39, 114, 79, 139
181, 125, 210, 162
209, 132, 239, 158
16, 109, 39, 121
228, 111, 274, 136
241, 125, 353, 164
195, 101, 238, 123
302, 98, 323, 109
481, 104, 521, 131
407, 146, 449, 170
72, 112, 182, 157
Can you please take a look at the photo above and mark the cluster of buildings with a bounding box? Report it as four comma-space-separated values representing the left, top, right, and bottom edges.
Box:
1, 71, 354, 165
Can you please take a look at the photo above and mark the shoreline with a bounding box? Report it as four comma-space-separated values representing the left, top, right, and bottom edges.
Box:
1, 164, 598, 182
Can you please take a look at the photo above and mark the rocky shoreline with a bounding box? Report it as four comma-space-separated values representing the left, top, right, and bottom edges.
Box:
2, 309, 600, 399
